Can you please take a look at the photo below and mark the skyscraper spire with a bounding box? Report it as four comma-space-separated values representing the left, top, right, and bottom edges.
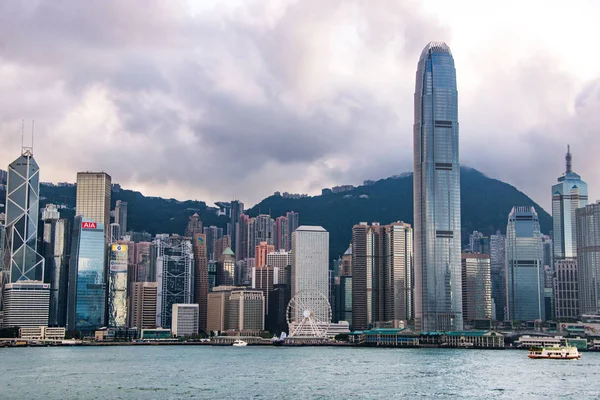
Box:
566, 144, 572, 174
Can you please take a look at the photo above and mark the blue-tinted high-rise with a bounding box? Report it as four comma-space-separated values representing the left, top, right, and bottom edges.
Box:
552, 146, 587, 260
67, 217, 107, 331
506, 207, 545, 321
413, 42, 463, 331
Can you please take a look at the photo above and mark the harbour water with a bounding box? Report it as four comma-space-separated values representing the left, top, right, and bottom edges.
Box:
2, 346, 600, 399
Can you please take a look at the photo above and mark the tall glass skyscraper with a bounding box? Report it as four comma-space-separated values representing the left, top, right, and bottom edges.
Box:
67, 217, 107, 331
3, 149, 44, 283
552, 146, 587, 260
505, 207, 545, 321
413, 42, 462, 331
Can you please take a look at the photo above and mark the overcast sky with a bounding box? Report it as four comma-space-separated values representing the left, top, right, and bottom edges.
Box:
1, 0, 599, 210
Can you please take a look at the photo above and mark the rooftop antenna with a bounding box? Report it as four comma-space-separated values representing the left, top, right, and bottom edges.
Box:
566, 144, 572, 174
21, 120, 34, 156
21, 119, 24, 154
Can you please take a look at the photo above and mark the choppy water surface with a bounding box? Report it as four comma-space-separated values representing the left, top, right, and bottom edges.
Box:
2, 346, 600, 399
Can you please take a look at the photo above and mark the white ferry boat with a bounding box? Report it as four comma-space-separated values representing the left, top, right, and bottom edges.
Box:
528, 346, 581, 360
232, 339, 248, 347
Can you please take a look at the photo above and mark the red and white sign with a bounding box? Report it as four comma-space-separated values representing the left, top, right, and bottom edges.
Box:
81, 222, 97, 229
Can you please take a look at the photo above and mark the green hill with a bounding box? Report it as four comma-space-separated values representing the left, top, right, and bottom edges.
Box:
0, 167, 551, 261
246, 167, 552, 258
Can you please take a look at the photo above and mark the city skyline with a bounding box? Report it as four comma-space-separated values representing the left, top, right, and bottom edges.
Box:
1, 1, 599, 208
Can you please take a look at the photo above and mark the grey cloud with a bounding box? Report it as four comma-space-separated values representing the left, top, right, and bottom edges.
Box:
4, 0, 590, 211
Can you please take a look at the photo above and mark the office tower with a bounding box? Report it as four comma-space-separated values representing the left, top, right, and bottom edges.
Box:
385, 222, 413, 323
230, 200, 244, 259
236, 214, 250, 261
285, 212, 299, 251
208, 261, 217, 292
252, 214, 275, 251
329, 270, 335, 319
553, 146, 587, 260
193, 233, 208, 333
246, 217, 256, 258
130, 282, 157, 329
267, 284, 290, 334
267, 249, 291, 286
75, 172, 111, 241
576, 202, 600, 315
413, 42, 463, 331
352, 223, 383, 330
203, 226, 223, 261
541, 235, 555, 319
335, 276, 352, 324
67, 217, 106, 331
216, 247, 236, 286
469, 231, 490, 254
553, 259, 578, 320
42, 205, 70, 327
291, 226, 330, 325
255, 241, 275, 268
542, 235, 553, 268
352, 222, 413, 330
185, 213, 203, 238
109, 223, 120, 243
114, 200, 128, 239
171, 303, 199, 337
237, 258, 254, 286
275, 216, 288, 251
207, 286, 235, 332
505, 207, 545, 321
340, 245, 352, 276
229, 289, 265, 333
333, 257, 342, 277
461, 253, 492, 324
0, 220, 4, 273
108, 244, 128, 328
155, 236, 194, 329
3, 148, 44, 283
543, 265, 555, 321
214, 235, 231, 262
252, 266, 276, 316
0, 169, 7, 184
3, 282, 50, 328
490, 231, 506, 321
134, 242, 152, 282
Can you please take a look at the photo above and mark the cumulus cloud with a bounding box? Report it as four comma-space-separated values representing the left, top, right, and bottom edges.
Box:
0, 0, 598, 210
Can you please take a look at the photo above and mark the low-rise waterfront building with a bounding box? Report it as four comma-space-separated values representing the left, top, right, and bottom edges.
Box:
172, 304, 199, 337
140, 328, 172, 341
19, 326, 66, 340
444, 331, 504, 348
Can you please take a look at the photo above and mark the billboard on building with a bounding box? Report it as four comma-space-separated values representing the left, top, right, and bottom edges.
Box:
109, 244, 128, 272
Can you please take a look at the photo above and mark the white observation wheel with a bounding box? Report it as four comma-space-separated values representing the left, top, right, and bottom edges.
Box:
286, 290, 331, 338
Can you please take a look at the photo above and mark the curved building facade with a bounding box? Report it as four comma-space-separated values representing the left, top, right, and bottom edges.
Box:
413, 42, 463, 331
